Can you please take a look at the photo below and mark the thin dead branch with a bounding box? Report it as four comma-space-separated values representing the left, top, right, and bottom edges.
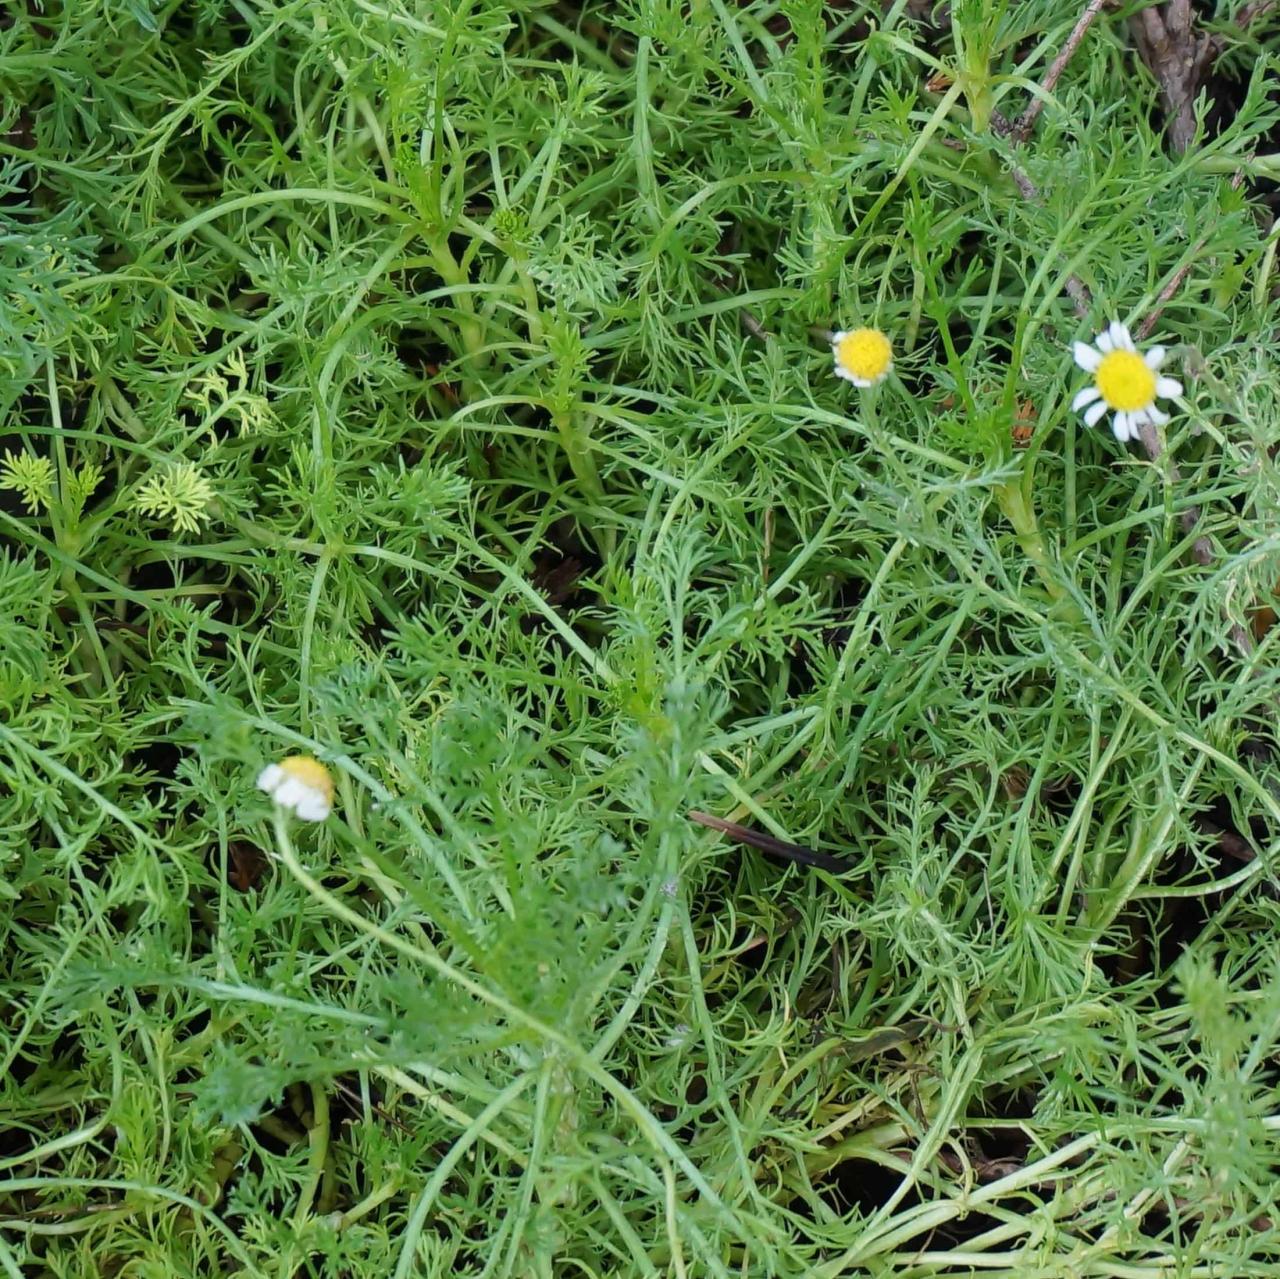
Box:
1130, 1, 1215, 154
1122, 9, 1257, 655
1135, 243, 1209, 342
1012, 0, 1111, 143
1136, 420, 1215, 568
688, 810, 850, 873
1231, 0, 1279, 33
996, 143, 1092, 315
990, 0, 1122, 316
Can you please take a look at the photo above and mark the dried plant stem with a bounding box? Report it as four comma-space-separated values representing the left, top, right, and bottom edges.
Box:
1135, 242, 1209, 341
1005, 164, 1092, 315
1137, 421, 1253, 653
1012, 0, 1111, 143
1231, 0, 1278, 33
991, 0, 1121, 317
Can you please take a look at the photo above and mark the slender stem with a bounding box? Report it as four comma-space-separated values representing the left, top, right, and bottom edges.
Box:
293, 1082, 330, 1228
994, 480, 1067, 606
331, 1176, 401, 1229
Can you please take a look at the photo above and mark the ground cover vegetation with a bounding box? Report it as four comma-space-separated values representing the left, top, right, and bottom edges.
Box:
5, 0, 1280, 1275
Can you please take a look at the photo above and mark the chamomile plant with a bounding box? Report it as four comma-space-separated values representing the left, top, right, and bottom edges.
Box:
5, 3, 1280, 1279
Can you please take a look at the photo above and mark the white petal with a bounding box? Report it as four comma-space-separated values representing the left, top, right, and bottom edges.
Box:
834, 365, 856, 383
1110, 320, 1133, 351
1156, 376, 1182, 399
1084, 400, 1109, 428
257, 764, 284, 794
1073, 341, 1101, 372
1072, 385, 1102, 411
272, 777, 300, 804
1144, 346, 1166, 369
831, 331, 848, 343
274, 777, 310, 811
1147, 405, 1169, 426
852, 375, 872, 388
1112, 411, 1130, 440
295, 791, 331, 822
1096, 331, 1114, 353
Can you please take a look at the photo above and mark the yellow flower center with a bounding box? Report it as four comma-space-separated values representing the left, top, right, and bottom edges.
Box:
835, 328, 892, 382
1095, 350, 1155, 412
279, 755, 334, 801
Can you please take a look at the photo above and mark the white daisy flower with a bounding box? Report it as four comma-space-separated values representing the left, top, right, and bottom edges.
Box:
1071, 320, 1183, 443
257, 755, 334, 822
832, 327, 893, 388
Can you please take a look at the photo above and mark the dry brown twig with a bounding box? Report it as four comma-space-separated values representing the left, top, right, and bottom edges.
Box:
1129, 0, 1215, 154
1230, 0, 1279, 35
991, 0, 1122, 317
1124, 9, 1259, 651
1004, 163, 1092, 315
1135, 249, 1208, 343
687, 810, 850, 873
1135, 166, 1236, 341
1131, 0, 1276, 139
1012, 0, 1111, 143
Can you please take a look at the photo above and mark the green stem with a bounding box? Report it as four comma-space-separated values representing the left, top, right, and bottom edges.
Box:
994, 479, 1069, 609
428, 236, 486, 398
293, 1081, 330, 1228
552, 406, 612, 557
332, 1177, 401, 1229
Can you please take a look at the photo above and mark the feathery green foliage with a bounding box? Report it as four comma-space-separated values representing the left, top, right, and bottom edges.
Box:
5, 1, 1280, 1275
